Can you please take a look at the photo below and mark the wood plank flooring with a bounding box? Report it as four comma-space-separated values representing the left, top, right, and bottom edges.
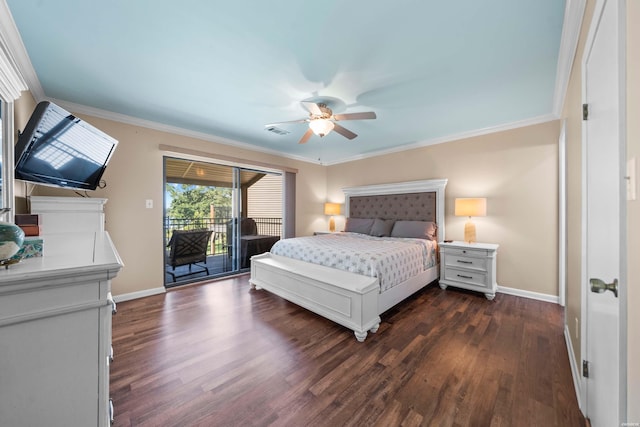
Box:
110, 275, 585, 426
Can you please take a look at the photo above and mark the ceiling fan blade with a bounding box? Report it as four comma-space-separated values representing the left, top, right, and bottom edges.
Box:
332, 123, 357, 140
301, 101, 323, 116
265, 119, 308, 126
333, 111, 377, 121
298, 128, 314, 144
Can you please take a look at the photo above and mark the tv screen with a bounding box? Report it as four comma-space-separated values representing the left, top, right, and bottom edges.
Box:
15, 101, 118, 191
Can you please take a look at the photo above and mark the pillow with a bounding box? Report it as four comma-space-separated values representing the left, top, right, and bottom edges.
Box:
390, 220, 437, 240
344, 218, 375, 234
369, 218, 395, 237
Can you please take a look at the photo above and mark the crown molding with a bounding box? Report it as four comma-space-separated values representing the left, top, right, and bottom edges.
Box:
322, 113, 559, 166
0, 0, 42, 101
0, 0, 27, 101
52, 96, 560, 168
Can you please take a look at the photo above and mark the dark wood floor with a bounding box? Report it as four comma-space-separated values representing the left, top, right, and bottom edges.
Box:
110, 275, 585, 427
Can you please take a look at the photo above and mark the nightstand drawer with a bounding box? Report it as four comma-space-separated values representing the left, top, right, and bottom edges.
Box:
444, 254, 488, 272
443, 247, 492, 258
443, 268, 489, 289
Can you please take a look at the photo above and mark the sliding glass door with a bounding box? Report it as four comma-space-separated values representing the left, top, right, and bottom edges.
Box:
163, 157, 282, 286
227, 168, 283, 272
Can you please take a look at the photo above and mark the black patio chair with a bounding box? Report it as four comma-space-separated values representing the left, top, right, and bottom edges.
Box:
166, 229, 211, 281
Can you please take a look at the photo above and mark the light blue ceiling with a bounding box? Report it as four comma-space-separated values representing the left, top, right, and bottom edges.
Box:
5, 0, 566, 165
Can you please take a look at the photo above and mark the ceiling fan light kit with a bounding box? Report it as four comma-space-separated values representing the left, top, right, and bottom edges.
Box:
266, 100, 377, 144
309, 119, 334, 137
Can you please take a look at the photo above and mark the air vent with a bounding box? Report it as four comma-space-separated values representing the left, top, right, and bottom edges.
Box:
265, 126, 290, 136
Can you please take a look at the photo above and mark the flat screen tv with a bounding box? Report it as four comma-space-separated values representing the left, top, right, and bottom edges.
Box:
15, 101, 118, 191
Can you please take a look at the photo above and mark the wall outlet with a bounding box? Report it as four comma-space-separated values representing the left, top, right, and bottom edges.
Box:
575, 317, 579, 340
145, 199, 153, 209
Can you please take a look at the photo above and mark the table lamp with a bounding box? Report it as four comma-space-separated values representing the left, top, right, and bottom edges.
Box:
454, 198, 487, 243
324, 202, 341, 232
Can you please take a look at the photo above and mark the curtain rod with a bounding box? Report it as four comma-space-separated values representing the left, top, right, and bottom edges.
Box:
158, 144, 298, 174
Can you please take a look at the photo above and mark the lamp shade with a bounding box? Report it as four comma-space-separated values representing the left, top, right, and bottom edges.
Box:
455, 198, 487, 217
309, 119, 335, 137
324, 202, 341, 216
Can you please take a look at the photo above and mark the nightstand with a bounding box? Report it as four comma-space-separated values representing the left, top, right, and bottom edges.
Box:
439, 241, 499, 300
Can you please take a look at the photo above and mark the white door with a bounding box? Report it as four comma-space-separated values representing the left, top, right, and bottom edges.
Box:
583, 0, 625, 425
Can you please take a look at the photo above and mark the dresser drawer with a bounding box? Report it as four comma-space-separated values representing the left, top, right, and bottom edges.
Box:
444, 254, 488, 272
443, 267, 490, 289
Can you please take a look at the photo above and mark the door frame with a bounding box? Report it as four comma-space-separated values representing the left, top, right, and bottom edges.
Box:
559, 119, 566, 307
579, 0, 628, 419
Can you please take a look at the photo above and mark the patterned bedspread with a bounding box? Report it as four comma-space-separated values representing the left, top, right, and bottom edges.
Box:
269, 232, 438, 292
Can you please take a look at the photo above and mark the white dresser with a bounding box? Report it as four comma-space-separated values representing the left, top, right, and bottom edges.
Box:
29, 196, 107, 234
0, 230, 122, 425
439, 241, 499, 300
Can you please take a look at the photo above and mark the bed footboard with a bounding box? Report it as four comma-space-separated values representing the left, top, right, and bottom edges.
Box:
249, 252, 381, 342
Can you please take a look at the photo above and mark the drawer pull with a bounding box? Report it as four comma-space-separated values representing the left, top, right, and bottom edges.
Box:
456, 260, 472, 264
107, 292, 117, 315
457, 274, 473, 279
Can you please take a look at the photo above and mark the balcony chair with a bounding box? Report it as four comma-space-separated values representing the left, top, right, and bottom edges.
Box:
166, 229, 211, 281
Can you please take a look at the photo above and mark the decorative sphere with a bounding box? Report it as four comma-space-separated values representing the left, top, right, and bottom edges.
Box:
0, 222, 25, 261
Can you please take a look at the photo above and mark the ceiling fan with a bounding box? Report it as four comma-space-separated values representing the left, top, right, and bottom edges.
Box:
266, 101, 377, 144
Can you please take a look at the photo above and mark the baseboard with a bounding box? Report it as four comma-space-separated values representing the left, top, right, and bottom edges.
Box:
113, 287, 166, 303
564, 324, 584, 411
497, 285, 559, 304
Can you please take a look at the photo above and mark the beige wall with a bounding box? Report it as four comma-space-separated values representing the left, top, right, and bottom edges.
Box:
12, 104, 327, 296
626, 0, 639, 421
327, 120, 561, 296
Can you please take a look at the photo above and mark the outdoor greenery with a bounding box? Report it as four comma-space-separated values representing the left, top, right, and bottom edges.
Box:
166, 184, 231, 219
165, 184, 232, 252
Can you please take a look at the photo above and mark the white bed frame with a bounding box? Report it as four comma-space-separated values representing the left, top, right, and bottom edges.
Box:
249, 179, 447, 342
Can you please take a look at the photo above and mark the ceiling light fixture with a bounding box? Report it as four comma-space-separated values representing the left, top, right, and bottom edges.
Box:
309, 119, 334, 137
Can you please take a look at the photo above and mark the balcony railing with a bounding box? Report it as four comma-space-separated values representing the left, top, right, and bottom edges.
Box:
164, 216, 282, 256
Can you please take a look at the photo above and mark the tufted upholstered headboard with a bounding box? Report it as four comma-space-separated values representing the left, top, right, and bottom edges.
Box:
342, 179, 448, 240
348, 192, 436, 222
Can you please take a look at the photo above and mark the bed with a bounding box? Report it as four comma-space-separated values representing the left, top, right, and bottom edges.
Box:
249, 179, 447, 341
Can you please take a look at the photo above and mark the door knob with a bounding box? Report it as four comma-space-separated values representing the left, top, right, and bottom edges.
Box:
590, 278, 618, 298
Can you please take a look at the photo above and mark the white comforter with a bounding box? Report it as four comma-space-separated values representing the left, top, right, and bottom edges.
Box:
269, 232, 437, 292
